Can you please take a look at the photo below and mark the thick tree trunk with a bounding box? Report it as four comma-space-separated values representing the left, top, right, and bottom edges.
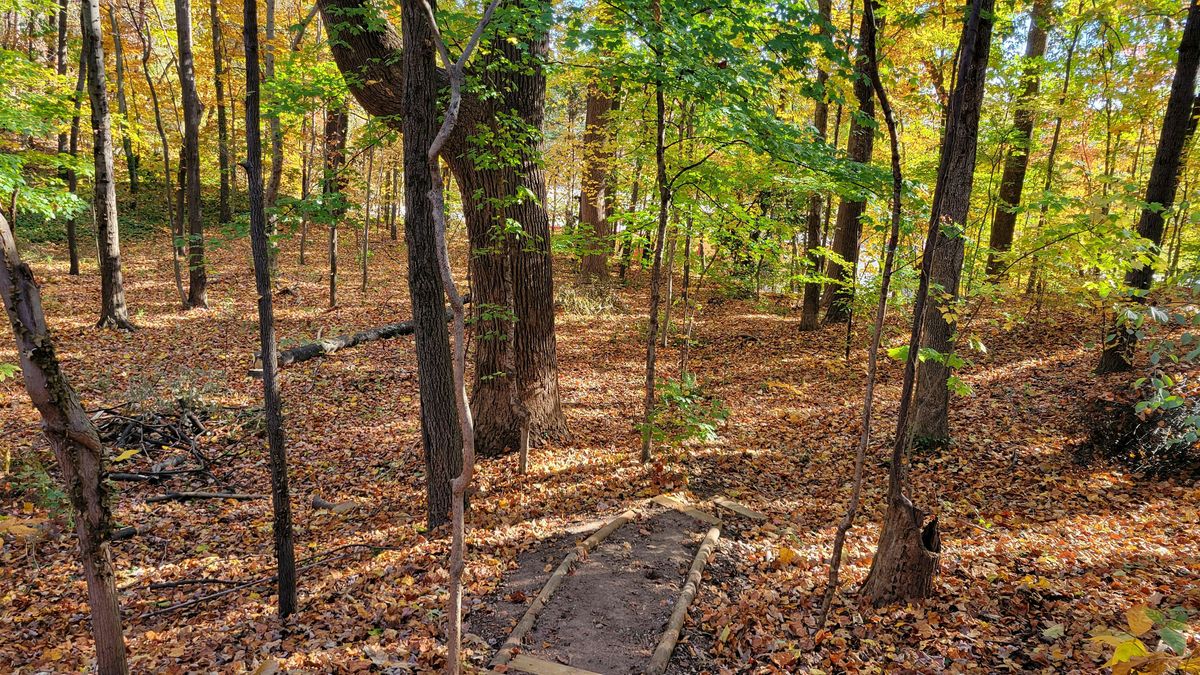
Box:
579, 82, 614, 279
1098, 0, 1200, 373
821, 6, 875, 324
399, 0, 461, 529
909, 0, 994, 443
0, 213, 130, 674
176, 0, 207, 309
799, 0, 831, 331
323, 104, 348, 308
82, 0, 133, 329
985, 0, 1049, 279
108, 6, 138, 205
242, 0, 297, 617
210, 0, 232, 223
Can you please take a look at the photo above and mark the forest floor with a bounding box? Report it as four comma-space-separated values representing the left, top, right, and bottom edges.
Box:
1, 229, 1198, 674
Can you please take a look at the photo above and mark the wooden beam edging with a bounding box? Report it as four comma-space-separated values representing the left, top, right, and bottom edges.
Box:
651, 494, 722, 525
491, 509, 639, 667
645, 525, 722, 675
503, 653, 604, 675
712, 496, 768, 521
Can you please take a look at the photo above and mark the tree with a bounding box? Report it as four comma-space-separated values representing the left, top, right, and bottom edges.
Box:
799, 0, 831, 331
323, 102, 348, 308
108, 5, 139, 207
57, 0, 82, 276
578, 79, 615, 279
176, 0, 207, 309
319, 0, 568, 457
986, 0, 1050, 280
242, 0, 297, 617
0, 211, 130, 674
909, 0, 995, 444
821, 3, 875, 325
210, 0, 232, 223
82, 0, 134, 329
1097, 0, 1200, 373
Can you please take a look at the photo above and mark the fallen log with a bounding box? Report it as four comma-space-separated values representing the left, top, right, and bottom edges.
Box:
256, 298, 469, 374
146, 492, 265, 503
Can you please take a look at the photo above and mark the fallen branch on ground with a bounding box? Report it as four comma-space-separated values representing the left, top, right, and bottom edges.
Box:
145, 492, 265, 503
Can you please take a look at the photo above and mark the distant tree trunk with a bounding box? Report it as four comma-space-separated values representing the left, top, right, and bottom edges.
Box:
821, 5, 876, 324
619, 158, 642, 280
58, 0, 81, 276
175, 0, 206, 309
642, 13, 670, 463
210, 0, 231, 223
82, 0, 134, 329
909, 0, 995, 444
299, 111, 314, 265
108, 6, 138, 206
800, 0, 831, 331
389, 163, 399, 240
579, 81, 614, 279
1098, 0, 1200, 373
400, 0, 461, 529
265, 0, 283, 207
323, 103, 348, 308
242, 0, 297, 618
985, 0, 1049, 279
362, 145, 373, 293
0, 212, 130, 674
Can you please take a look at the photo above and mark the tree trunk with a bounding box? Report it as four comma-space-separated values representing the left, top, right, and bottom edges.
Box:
58, 0, 82, 276
242, 0, 297, 617
176, 0, 206, 309
642, 9, 669, 462
0, 212, 130, 674
323, 103, 348, 308
362, 145, 373, 293
799, 0, 831, 330
579, 81, 614, 278
985, 0, 1049, 279
82, 0, 134, 329
210, 0, 231, 223
821, 6, 875, 324
1098, 0, 1200, 373
909, 0, 995, 444
399, 0, 462, 530
108, 6, 138, 206
265, 0, 284, 207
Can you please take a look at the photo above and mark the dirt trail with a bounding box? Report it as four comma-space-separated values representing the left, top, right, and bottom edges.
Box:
507, 508, 708, 674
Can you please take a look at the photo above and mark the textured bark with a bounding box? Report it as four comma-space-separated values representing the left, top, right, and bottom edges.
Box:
176, 0, 207, 309
107, 7, 138, 204
323, 104, 348, 308
579, 82, 614, 278
910, 0, 995, 443
210, 0, 232, 223
821, 6, 876, 324
799, 0, 831, 331
1098, 0, 1200, 373
861, 496, 941, 604
318, 0, 566, 456
242, 0, 297, 617
0, 212, 130, 674
82, 0, 133, 329
395, 0, 461, 529
986, 0, 1049, 279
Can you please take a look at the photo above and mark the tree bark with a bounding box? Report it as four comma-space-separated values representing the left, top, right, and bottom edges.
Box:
108, 6, 138, 206
0, 212, 130, 674
210, 0, 232, 223
579, 81, 614, 278
985, 0, 1049, 279
395, 0, 462, 529
323, 103, 348, 308
82, 0, 134, 329
909, 0, 995, 443
242, 0, 297, 617
176, 0, 207, 309
799, 0, 831, 331
265, 0, 284, 207
821, 5, 875, 324
1098, 0, 1200, 373
642, 0, 669, 463
57, 0, 82, 276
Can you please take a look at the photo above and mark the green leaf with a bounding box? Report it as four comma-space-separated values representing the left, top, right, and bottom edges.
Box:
1159, 626, 1187, 654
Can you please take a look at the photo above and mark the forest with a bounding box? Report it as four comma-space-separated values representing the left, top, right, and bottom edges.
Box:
1, 0, 1200, 670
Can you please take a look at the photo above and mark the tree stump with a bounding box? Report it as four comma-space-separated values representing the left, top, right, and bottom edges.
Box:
860, 494, 940, 605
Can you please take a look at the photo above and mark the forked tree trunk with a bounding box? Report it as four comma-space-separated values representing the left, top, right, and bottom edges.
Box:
799, 0, 831, 331
821, 5, 875, 324
909, 0, 995, 443
0, 213, 130, 674
82, 0, 134, 329
985, 0, 1049, 279
579, 81, 614, 279
1098, 0, 1200, 373
176, 0, 207, 309
210, 0, 232, 223
242, 0, 297, 617
108, 6, 138, 205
